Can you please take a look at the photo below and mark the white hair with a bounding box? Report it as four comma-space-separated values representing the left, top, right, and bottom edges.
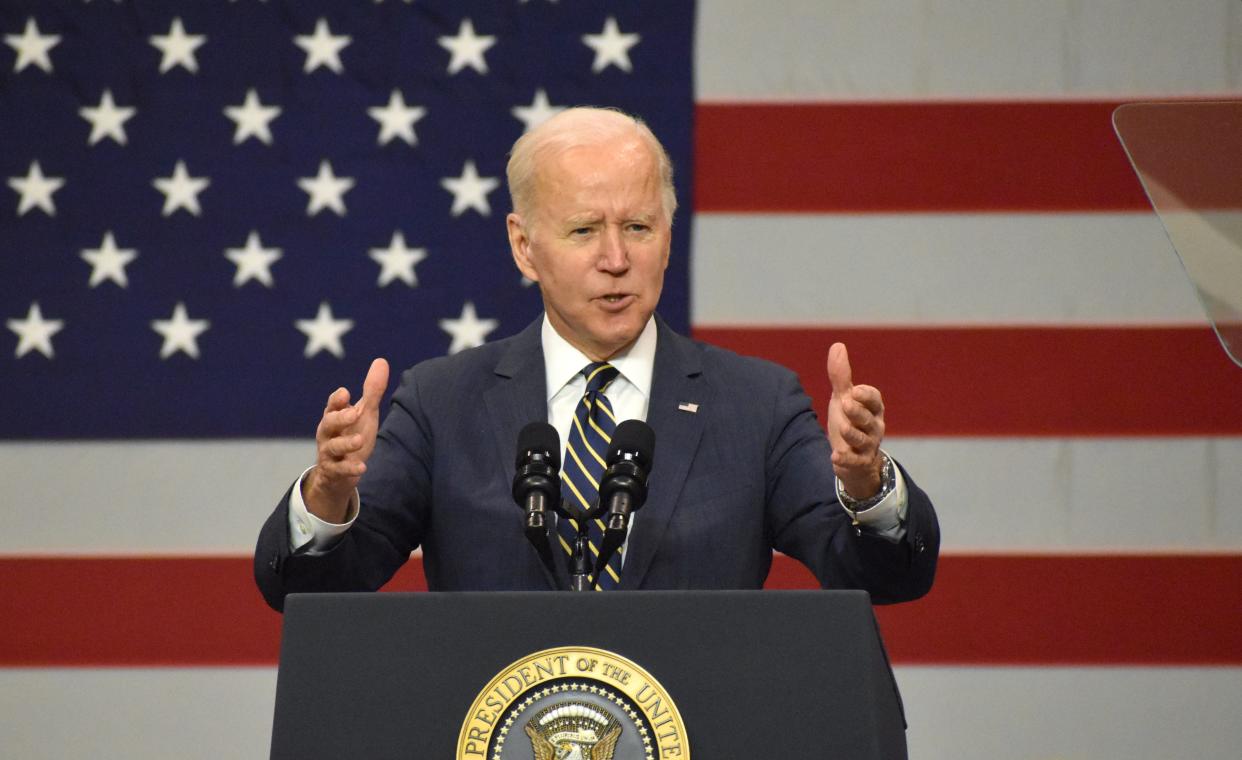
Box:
506, 106, 678, 224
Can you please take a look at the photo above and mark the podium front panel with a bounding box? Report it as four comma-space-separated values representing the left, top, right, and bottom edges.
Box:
271, 590, 906, 759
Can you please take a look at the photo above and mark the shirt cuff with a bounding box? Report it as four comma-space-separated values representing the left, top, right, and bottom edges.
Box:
287, 465, 360, 555
836, 455, 908, 542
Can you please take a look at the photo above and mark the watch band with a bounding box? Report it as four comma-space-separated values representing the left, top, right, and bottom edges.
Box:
837, 451, 895, 526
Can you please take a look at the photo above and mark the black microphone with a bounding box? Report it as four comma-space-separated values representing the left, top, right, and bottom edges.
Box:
594, 420, 655, 581
512, 422, 561, 573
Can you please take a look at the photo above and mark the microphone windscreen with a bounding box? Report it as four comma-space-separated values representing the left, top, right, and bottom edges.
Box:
608, 419, 655, 465
516, 421, 560, 469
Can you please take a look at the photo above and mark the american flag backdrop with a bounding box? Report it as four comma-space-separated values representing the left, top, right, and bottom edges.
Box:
0, 0, 692, 437
4, 2, 1242, 759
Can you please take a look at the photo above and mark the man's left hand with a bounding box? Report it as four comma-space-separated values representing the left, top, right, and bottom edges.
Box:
826, 342, 886, 500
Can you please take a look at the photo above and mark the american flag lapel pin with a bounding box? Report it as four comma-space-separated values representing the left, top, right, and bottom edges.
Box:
677, 402, 699, 413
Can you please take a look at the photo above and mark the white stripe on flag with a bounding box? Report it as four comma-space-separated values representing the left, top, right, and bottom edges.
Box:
693, 213, 1201, 326
4, 438, 1239, 554
3, 666, 1240, 760
696, 1, 1240, 100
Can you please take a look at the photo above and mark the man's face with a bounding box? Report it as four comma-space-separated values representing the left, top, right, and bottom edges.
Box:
507, 135, 671, 361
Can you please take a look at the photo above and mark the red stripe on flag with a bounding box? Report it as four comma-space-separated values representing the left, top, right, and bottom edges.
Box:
694, 101, 1151, 212
0, 556, 427, 667
766, 554, 1242, 665
3, 554, 1240, 667
693, 325, 1242, 436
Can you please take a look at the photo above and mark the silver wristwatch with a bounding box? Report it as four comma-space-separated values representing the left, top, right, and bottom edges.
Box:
837, 451, 895, 526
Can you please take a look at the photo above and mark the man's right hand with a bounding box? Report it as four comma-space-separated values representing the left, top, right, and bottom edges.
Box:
302, 358, 390, 523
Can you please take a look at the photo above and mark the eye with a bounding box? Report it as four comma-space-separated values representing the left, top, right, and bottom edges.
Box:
627, 222, 651, 233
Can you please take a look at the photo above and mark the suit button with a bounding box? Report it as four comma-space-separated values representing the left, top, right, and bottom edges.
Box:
914, 534, 926, 553
268, 553, 280, 571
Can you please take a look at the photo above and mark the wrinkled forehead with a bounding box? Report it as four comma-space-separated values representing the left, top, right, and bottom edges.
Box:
535, 137, 663, 209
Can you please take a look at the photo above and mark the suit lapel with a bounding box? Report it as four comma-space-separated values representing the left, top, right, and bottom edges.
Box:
619, 318, 707, 589
482, 318, 567, 590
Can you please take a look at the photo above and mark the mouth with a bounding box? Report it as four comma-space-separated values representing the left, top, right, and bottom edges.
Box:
595, 293, 636, 311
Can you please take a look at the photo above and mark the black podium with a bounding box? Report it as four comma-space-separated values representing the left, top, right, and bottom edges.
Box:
270, 590, 907, 759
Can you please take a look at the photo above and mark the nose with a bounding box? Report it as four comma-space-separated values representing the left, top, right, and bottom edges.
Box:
597, 224, 629, 274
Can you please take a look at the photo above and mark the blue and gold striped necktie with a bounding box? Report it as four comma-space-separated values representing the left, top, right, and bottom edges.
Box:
559, 361, 623, 590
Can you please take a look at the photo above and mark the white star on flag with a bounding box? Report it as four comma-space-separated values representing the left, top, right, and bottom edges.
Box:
224, 88, 281, 145
7, 302, 64, 359
440, 160, 500, 217
582, 17, 640, 73
512, 89, 565, 133
367, 89, 427, 146
295, 302, 354, 358
151, 302, 210, 360
8, 160, 64, 216
439, 301, 498, 355
4, 17, 61, 74
369, 231, 427, 287
152, 160, 210, 217
438, 18, 496, 75
295, 18, 351, 74
298, 160, 355, 216
149, 17, 206, 74
225, 231, 282, 287
81, 231, 137, 288
78, 89, 137, 146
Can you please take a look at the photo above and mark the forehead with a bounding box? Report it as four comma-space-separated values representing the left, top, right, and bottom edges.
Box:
533, 136, 663, 216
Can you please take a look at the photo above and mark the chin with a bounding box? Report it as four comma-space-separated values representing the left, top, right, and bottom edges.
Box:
597, 325, 644, 356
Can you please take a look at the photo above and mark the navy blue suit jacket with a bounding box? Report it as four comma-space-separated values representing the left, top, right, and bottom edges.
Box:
255, 317, 938, 611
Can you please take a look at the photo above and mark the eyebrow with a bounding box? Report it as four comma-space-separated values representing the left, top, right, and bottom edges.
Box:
561, 210, 660, 229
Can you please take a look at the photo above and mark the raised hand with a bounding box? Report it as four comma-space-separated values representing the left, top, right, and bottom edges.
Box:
826, 343, 886, 500
302, 358, 390, 522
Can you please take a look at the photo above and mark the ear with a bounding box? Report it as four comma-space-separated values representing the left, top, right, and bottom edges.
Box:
507, 212, 539, 282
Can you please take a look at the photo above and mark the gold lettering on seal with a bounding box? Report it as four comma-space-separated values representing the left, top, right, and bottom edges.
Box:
456, 647, 690, 759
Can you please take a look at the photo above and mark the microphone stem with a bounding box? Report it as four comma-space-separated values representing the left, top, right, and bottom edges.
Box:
570, 524, 592, 592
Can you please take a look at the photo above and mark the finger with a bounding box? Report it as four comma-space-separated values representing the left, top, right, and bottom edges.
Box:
850, 384, 885, 416
827, 342, 853, 397
322, 433, 365, 459
318, 457, 367, 481
832, 447, 878, 469
324, 386, 351, 413
840, 404, 885, 446
834, 422, 873, 450
329, 403, 364, 428
318, 404, 363, 439
841, 397, 876, 430
358, 358, 390, 412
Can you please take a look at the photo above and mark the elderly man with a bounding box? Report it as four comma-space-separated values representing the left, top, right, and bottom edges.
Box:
255, 107, 938, 610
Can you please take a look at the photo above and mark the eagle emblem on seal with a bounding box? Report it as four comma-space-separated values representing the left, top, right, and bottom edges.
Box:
524, 701, 622, 760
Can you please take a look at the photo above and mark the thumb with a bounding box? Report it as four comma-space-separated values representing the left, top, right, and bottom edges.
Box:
359, 358, 390, 411
827, 342, 853, 396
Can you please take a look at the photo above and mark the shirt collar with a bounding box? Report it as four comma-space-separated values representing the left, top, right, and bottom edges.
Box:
542, 314, 657, 401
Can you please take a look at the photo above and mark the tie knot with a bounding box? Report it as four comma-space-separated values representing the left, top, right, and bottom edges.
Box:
581, 362, 619, 394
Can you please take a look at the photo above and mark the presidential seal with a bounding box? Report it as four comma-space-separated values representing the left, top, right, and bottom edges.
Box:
457, 646, 689, 760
